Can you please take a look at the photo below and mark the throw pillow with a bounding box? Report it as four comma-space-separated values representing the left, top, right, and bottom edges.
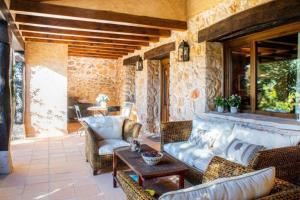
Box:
224, 138, 265, 166
159, 167, 275, 200
83, 116, 125, 139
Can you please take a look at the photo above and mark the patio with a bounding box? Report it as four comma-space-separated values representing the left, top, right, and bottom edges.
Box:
1, 0, 300, 199
0, 133, 125, 200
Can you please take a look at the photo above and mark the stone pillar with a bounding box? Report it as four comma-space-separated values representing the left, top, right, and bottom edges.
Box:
0, 20, 12, 174
146, 60, 160, 134
205, 42, 224, 111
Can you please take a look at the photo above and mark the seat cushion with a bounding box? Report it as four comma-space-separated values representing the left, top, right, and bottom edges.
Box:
231, 124, 300, 149
164, 142, 215, 167
159, 167, 275, 200
98, 139, 129, 155
83, 116, 125, 139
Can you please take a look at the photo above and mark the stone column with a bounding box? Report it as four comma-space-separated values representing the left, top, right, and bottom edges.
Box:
0, 20, 12, 174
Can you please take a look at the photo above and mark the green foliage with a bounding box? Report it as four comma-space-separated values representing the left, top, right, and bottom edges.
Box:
257, 59, 298, 113
214, 96, 226, 107
227, 94, 241, 108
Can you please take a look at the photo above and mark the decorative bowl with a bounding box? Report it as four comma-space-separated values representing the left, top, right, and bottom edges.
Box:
142, 151, 163, 166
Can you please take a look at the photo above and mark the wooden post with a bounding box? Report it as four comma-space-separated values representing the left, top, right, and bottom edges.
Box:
0, 20, 12, 174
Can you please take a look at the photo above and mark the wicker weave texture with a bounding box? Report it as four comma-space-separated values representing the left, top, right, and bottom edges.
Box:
83, 119, 142, 174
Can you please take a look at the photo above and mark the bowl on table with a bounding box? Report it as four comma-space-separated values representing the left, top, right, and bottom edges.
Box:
142, 151, 163, 166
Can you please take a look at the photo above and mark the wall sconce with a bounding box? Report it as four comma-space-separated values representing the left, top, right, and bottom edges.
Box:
178, 40, 190, 62
136, 56, 143, 71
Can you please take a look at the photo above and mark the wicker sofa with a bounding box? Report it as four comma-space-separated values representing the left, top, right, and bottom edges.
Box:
82, 119, 142, 175
160, 119, 300, 186
117, 156, 300, 200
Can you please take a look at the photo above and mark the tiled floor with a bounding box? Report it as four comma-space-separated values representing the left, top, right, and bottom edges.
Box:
0, 133, 125, 200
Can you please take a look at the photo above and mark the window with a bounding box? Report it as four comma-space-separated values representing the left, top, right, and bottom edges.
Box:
225, 23, 300, 118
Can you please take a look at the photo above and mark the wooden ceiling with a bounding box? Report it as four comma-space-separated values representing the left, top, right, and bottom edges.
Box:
9, 0, 187, 59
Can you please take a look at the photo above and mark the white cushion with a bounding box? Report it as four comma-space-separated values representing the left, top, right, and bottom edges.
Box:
121, 102, 133, 118
159, 167, 275, 200
231, 124, 300, 149
164, 142, 215, 166
223, 138, 265, 166
83, 116, 125, 139
189, 117, 235, 153
98, 139, 129, 155
192, 156, 214, 172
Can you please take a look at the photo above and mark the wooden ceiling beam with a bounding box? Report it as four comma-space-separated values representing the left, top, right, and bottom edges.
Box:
22, 31, 148, 46
15, 14, 171, 37
123, 55, 141, 65
68, 45, 134, 53
10, 0, 187, 30
68, 52, 119, 59
68, 51, 122, 57
0, 0, 24, 48
68, 46, 130, 54
68, 48, 128, 56
25, 38, 140, 50
19, 25, 159, 42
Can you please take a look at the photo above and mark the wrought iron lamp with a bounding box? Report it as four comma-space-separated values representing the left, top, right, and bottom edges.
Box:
136, 56, 143, 71
178, 40, 190, 62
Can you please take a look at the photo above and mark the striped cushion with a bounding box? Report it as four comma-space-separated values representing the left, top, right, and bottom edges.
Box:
224, 139, 265, 166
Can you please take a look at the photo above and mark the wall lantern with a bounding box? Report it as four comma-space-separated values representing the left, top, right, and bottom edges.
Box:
135, 56, 143, 71
178, 40, 190, 62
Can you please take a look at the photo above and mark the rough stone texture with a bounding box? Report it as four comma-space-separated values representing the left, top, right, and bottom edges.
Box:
123, 0, 272, 127
117, 64, 136, 105
146, 60, 161, 133
67, 56, 120, 106
25, 42, 68, 136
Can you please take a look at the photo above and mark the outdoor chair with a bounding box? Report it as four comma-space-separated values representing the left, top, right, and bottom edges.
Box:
82, 118, 142, 175
74, 104, 86, 136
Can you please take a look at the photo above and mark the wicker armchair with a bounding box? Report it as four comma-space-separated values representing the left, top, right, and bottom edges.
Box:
117, 156, 300, 200
160, 121, 300, 185
83, 119, 142, 175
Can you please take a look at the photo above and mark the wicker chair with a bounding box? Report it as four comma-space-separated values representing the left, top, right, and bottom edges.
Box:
82, 119, 142, 175
159, 121, 300, 186
117, 156, 300, 200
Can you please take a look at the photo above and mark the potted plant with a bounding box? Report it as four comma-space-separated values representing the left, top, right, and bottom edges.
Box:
96, 94, 109, 108
214, 96, 226, 113
227, 94, 241, 113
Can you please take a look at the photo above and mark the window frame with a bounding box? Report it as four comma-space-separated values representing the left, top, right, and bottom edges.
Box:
224, 22, 300, 119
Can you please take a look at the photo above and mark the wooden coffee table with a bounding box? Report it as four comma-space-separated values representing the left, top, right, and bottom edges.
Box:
113, 144, 189, 189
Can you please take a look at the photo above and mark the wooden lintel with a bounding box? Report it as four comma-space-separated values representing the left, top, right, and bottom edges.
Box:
123, 55, 141, 65
25, 38, 141, 50
198, 0, 300, 42
10, 0, 187, 30
15, 14, 171, 37
19, 25, 159, 42
22, 32, 148, 46
144, 42, 175, 60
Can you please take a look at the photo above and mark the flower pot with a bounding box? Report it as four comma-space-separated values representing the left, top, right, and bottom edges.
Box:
230, 106, 238, 113
217, 106, 224, 113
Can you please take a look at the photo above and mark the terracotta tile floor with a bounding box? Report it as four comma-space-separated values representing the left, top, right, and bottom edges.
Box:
0, 134, 125, 200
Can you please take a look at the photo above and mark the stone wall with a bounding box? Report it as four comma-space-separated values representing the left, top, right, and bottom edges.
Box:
25, 42, 68, 136
122, 0, 272, 132
67, 56, 120, 105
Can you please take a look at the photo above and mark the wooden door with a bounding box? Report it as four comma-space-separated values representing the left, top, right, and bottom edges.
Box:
161, 58, 170, 123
